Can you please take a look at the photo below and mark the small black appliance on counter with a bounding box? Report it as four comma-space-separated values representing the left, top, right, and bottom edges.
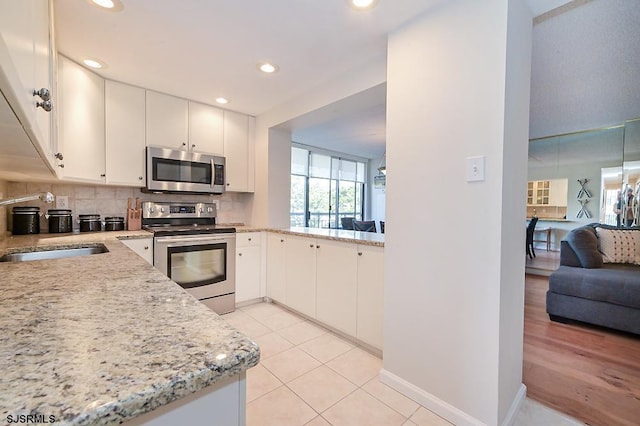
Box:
12, 206, 40, 235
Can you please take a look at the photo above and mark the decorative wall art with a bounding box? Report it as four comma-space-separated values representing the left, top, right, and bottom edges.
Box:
576, 178, 592, 218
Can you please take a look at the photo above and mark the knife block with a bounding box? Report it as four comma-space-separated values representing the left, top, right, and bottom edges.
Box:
127, 208, 141, 230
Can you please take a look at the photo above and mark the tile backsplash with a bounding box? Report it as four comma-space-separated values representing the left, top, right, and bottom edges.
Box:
3, 181, 252, 234
0, 179, 7, 234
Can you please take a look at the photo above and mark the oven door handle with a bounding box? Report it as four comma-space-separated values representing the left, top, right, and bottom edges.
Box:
155, 235, 233, 245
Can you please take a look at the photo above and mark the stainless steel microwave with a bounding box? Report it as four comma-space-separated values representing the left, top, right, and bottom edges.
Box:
145, 146, 225, 194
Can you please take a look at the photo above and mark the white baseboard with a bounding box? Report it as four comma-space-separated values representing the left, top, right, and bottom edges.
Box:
501, 383, 527, 426
379, 370, 527, 426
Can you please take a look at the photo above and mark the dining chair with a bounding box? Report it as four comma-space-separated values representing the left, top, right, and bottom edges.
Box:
341, 217, 355, 230
526, 216, 539, 259
353, 220, 377, 233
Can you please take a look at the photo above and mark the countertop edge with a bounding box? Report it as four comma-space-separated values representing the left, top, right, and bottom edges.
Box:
233, 226, 385, 247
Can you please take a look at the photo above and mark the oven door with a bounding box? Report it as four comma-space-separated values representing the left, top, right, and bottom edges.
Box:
154, 235, 236, 301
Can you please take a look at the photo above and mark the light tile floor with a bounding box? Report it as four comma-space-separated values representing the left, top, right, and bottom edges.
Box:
222, 302, 584, 426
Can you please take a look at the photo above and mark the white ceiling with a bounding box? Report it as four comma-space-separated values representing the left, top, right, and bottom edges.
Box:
54, 0, 571, 161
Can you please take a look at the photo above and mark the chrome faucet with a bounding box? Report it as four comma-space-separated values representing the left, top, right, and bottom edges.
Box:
0, 192, 55, 206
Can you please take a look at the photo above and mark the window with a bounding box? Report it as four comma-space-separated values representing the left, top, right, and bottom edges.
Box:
290, 146, 366, 228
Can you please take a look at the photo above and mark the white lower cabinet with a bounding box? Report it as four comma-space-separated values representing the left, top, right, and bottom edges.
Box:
266, 233, 286, 303
356, 245, 384, 349
266, 232, 384, 350
285, 235, 317, 318
121, 237, 153, 265
316, 239, 358, 336
235, 232, 265, 304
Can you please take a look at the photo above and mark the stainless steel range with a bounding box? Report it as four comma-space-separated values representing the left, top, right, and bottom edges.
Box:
142, 201, 236, 314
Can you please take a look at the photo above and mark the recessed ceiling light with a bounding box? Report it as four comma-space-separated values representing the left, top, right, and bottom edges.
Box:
87, 0, 124, 12
215, 97, 229, 105
258, 62, 279, 74
83, 58, 106, 69
348, 0, 379, 11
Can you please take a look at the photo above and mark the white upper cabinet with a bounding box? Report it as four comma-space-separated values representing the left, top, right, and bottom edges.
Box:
188, 101, 224, 155
145, 90, 189, 150
223, 110, 255, 192
0, 0, 58, 172
146, 92, 226, 156
105, 80, 146, 186
57, 56, 105, 183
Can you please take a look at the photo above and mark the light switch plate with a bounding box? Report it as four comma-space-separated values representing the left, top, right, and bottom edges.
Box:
466, 156, 485, 182
56, 195, 69, 209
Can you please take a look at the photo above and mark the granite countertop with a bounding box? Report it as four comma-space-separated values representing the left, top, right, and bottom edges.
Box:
0, 231, 260, 426
234, 226, 385, 247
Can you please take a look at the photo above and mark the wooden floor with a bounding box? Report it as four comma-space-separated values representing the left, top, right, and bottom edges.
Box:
523, 274, 640, 426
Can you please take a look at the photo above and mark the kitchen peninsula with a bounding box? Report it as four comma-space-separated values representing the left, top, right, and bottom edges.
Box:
0, 231, 259, 425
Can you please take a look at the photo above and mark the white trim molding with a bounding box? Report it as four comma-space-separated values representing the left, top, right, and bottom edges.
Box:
379, 369, 527, 426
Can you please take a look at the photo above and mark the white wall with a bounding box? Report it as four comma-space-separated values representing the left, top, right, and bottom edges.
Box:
383, 1, 531, 425
499, 0, 532, 422
251, 54, 387, 227
368, 156, 386, 224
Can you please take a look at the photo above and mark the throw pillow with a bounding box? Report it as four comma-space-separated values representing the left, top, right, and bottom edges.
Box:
595, 228, 640, 264
566, 226, 602, 268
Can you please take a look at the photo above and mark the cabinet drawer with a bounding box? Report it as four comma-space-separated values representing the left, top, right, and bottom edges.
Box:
236, 232, 262, 247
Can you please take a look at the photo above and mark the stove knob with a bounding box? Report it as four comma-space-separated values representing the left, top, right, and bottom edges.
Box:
160, 207, 165, 213
149, 207, 155, 213
199, 208, 204, 213
207, 207, 213, 213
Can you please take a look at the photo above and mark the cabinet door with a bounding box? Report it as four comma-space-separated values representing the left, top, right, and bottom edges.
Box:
32, 0, 54, 159
0, 0, 55, 169
146, 90, 188, 150
266, 233, 287, 303
223, 110, 250, 192
188, 101, 223, 155
356, 245, 384, 350
316, 239, 358, 336
285, 235, 317, 318
105, 80, 146, 186
236, 245, 262, 303
549, 178, 568, 207
58, 56, 105, 183
121, 238, 153, 265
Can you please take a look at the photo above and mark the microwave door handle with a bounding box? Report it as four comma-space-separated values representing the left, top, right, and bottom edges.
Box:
211, 158, 215, 189
155, 236, 231, 245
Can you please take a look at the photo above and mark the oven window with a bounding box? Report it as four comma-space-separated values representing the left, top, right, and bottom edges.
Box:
153, 157, 212, 184
167, 243, 226, 288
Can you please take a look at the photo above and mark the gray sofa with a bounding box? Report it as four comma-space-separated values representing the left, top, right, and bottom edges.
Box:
546, 224, 640, 335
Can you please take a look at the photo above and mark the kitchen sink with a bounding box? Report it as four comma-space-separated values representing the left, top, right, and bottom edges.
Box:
0, 244, 109, 262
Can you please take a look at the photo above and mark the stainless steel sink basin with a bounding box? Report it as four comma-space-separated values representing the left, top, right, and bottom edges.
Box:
0, 244, 109, 262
